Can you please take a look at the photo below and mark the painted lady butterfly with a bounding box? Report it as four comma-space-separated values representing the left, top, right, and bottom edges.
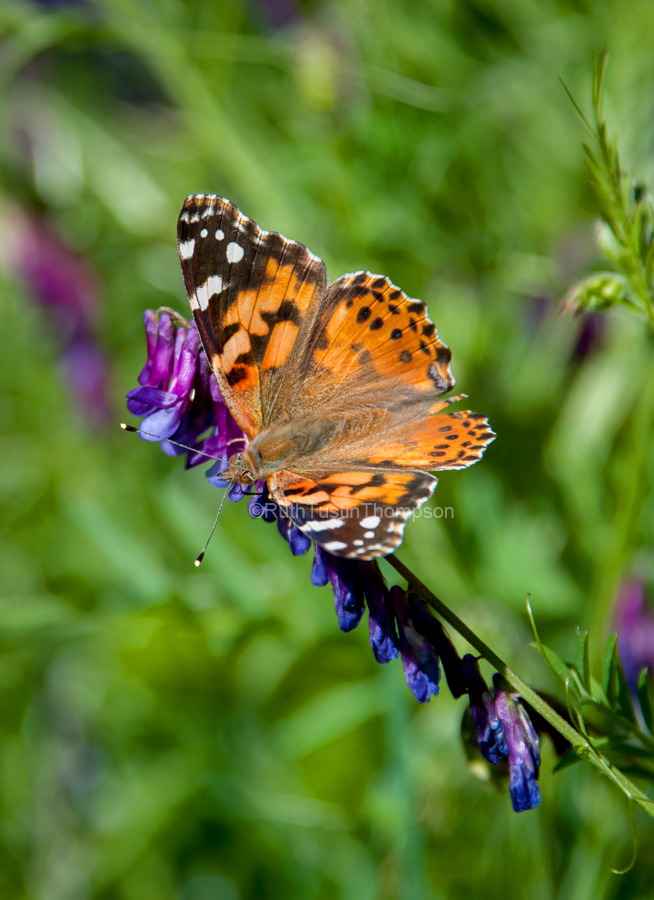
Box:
177, 195, 494, 560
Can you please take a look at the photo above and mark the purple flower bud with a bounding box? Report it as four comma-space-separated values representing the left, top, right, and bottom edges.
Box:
361, 566, 399, 664
493, 676, 541, 813
392, 586, 441, 703
311, 545, 330, 587
462, 655, 507, 765
313, 552, 365, 632
614, 578, 654, 693
276, 514, 311, 556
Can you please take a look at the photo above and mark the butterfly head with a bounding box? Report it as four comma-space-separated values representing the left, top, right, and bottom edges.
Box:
223, 446, 262, 485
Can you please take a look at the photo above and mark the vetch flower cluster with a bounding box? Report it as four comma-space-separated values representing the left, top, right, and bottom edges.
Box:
127, 307, 542, 813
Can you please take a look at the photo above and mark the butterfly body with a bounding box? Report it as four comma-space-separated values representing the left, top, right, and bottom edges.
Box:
177, 194, 495, 559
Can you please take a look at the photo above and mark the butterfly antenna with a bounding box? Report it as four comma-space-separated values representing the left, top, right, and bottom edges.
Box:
194, 473, 238, 567
120, 423, 222, 463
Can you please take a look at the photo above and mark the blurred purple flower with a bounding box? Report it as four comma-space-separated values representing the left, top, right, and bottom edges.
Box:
3, 209, 113, 426
572, 313, 605, 361
614, 578, 654, 693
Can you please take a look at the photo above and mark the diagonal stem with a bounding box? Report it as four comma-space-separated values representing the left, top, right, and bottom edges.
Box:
386, 553, 654, 819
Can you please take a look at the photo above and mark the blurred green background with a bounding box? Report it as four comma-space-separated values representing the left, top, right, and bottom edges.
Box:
1, 0, 654, 897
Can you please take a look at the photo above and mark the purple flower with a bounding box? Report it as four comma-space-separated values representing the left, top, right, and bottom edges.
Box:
125, 308, 246, 485
461, 662, 541, 812
614, 578, 654, 693
310, 547, 366, 632
3, 209, 113, 426
393, 586, 441, 702
493, 676, 541, 813
462, 655, 507, 765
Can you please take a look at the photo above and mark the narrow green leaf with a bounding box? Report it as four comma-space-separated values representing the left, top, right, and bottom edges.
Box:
530, 642, 581, 703
639, 670, 653, 733
603, 633, 619, 708
617, 659, 637, 724
575, 630, 591, 693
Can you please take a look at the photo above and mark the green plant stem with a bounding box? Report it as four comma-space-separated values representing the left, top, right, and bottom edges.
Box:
386, 553, 654, 819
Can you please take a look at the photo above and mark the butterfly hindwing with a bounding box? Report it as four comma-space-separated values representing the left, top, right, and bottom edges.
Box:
269, 468, 437, 559
177, 195, 327, 436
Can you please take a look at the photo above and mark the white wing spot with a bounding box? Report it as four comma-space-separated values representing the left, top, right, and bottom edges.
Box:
190, 213, 200, 223
215, 229, 225, 241
179, 239, 195, 260
200, 228, 208, 238
195, 275, 223, 310
304, 518, 345, 532
364, 531, 375, 539
323, 541, 348, 552
226, 242, 244, 263
353, 539, 364, 547
361, 515, 381, 529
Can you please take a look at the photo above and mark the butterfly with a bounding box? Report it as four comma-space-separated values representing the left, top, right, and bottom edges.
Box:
177, 195, 495, 560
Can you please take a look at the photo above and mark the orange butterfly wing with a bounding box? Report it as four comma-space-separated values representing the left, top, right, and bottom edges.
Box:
177, 195, 326, 437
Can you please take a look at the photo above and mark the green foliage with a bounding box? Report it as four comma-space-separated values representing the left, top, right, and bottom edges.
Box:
0, 1, 654, 898
563, 50, 654, 324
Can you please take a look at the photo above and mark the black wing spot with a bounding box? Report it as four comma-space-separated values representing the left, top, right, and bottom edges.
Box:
357, 306, 371, 323
407, 302, 424, 314
422, 322, 435, 337
359, 349, 372, 366
388, 304, 400, 315
399, 350, 412, 363
370, 317, 383, 331
346, 299, 354, 308
409, 318, 418, 333
226, 366, 249, 386
439, 425, 452, 432
419, 340, 430, 355
351, 342, 363, 352
390, 328, 402, 340
372, 277, 386, 289
435, 345, 452, 365
389, 290, 402, 300
429, 451, 446, 457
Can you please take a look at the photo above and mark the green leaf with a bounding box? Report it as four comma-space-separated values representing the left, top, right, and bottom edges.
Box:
639, 670, 653, 733
603, 633, 619, 708
617, 658, 637, 724
530, 642, 581, 703
575, 630, 591, 693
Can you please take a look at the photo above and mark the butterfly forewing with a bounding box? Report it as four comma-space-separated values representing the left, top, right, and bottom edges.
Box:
177, 195, 327, 436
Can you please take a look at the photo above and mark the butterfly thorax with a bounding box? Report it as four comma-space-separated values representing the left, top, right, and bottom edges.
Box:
225, 420, 336, 484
